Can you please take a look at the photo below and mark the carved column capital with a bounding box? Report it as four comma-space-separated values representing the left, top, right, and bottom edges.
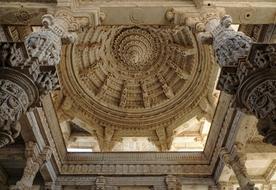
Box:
25, 13, 77, 67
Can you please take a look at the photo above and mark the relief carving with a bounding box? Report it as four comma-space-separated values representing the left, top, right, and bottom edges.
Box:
57, 24, 217, 144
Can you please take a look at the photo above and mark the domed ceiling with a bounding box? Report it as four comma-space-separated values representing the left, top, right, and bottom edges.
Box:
55, 25, 219, 151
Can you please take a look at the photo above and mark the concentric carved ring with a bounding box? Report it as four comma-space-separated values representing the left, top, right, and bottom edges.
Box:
58, 25, 216, 130
112, 27, 160, 71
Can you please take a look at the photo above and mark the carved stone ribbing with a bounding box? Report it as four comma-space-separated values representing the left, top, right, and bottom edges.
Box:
220, 143, 254, 190
140, 81, 151, 108
155, 127, 169, 151
13, 142, 52, 190
157, 74, 174, 99
119, 81, 127, 108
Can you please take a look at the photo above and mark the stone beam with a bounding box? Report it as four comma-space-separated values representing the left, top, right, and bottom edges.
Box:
0, 1, 274, 25
193, 0, 203, 8
246, 144, 276, 155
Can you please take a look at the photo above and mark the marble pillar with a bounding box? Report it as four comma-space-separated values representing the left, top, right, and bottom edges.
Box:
186, 11, 276, 146
13, 142, 52, 190
220, 144, 254, 190
0, 12, 77, 148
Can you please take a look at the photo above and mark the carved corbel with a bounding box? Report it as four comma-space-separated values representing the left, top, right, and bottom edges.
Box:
220, 143, 255, 190
13, 142, 52, 190
166, 9, 204, 32
197, 14, 252, 89
155, 127, 170, 151
96, 126, 116, 152
199, 97, 216, 121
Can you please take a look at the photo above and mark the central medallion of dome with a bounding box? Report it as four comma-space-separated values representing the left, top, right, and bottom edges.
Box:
112, 27, 160, 71
59, 25, 216, 130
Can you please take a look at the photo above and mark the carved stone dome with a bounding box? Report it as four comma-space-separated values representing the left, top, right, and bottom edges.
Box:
58, 25, 217, 130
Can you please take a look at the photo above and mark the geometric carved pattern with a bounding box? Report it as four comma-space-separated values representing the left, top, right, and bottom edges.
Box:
58, 25, 217, 132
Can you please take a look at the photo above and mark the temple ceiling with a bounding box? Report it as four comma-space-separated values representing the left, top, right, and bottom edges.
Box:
53, 24, 219, 151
